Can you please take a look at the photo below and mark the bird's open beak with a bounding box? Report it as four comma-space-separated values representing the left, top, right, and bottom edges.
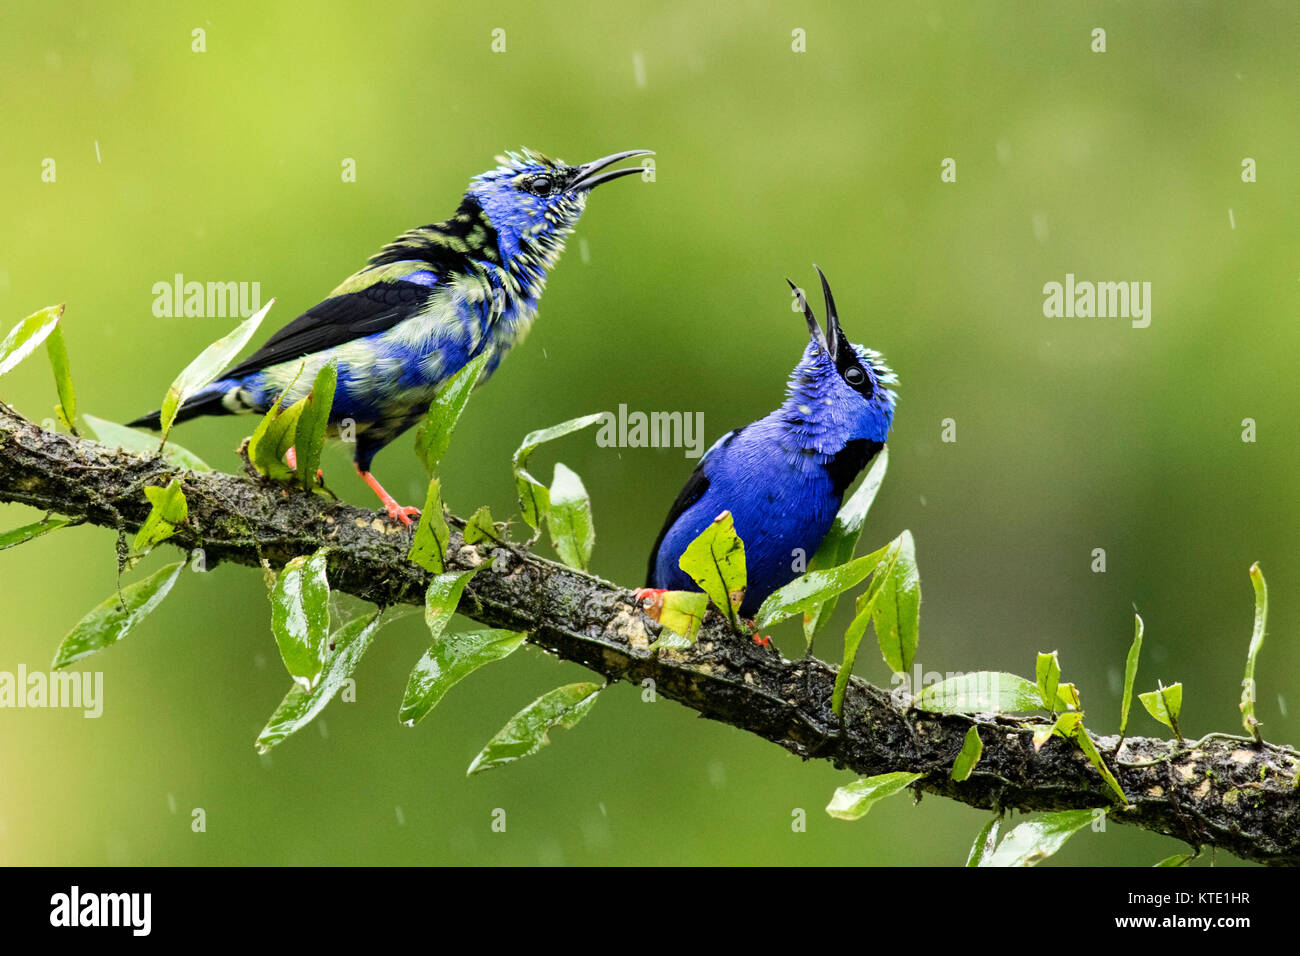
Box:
788, 278, 832, 358
569, 149, 654, 190
814, 265, 849, 363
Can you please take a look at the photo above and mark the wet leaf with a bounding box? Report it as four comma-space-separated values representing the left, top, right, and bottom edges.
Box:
293, 359, 337, 491
52, 561, 184, 667
256, 612, 385, 752
825, 771, 922, 821
270, 549, 331, 690
802, 447, 889, 642
951, 726, 983, 782
46, 323, 77, 433
547, 462, 594, 570
511, 412, 605, 531
0, 516, 73, 551
1240, 562, 1267, 742
131, 478, 188, 555
467, 681, 602, 774
979, 809, 1097, 867
415, 352, 487, 474
677, 510, 747, 629
400, 628, 526, 727
1120, 613, 1143, 736
966, 816, 1001, 866
656, 590, 708, 645
1036, 651, 1061, 712
408, 479, 449, 573
463, 505, 503, 545
159, 298, 273, 442
832, 542, 900, 717
754, 541, 890, 630
0, 304, 63, 378
913, 672, 1043, 714
1139, 682, 1183, 737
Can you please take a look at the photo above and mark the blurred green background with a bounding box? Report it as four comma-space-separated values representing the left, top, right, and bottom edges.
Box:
1, 0, 1296, 866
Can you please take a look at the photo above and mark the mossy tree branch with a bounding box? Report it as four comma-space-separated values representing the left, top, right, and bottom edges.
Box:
1, 403, 1298, 865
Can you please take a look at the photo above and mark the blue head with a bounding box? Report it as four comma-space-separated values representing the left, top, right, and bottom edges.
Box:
780, 267, 898, 454
465, 148, 652, 269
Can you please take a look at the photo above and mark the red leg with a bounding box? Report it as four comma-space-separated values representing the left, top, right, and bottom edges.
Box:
633, 587, 668, 619
284, 446, 324, 484
355, 464, 420, 526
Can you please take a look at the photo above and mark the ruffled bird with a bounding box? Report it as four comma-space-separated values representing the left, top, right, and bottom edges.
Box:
642, 267, 897, 616
129, 148, 652, 524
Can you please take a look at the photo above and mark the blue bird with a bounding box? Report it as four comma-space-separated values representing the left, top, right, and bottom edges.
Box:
641, 268, 897, 618
129, 148, 653, 524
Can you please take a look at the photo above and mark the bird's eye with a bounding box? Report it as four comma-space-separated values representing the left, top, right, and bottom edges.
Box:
844, 366, 866, 386
529, 176, 555, 197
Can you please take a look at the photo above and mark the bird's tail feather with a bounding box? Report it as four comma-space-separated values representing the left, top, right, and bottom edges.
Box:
126, 385, 234, 431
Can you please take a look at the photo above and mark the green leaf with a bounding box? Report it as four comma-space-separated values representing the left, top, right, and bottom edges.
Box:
256, 611, 385, 753
832, 543, 901, 717
1139, 682, 1183, 737
1032, 711, 1083, 751
159, 298, 273, 442
677, 510, 747, 629
913, 672, 1044, 714
1120, 614, 1143, 737
408, 479, 449, 573
463, 505, 504, 545
270, 549, 331, 690
951, 725, 983, 782
415, 352, 488, 474
979, 809, 1098, 867
0, 516, 73, 551
421, 569, 478, 644
400, 627, 526, 727
1036, 651, 1061, 712
46, 323, 77, 433
293, 359, 337, 491
869, 530, 921, 676
467, 681, 602, 775
754, 541, 890, 630
825, 771, 922, 821
803, 447, 889, 641
1240, 562, 1267, 742
966, 816, 1001, 866
248, 367, 308, 482
81, 414, 212, 472
52, 561, 184, 667
131, 479, 188, 555
1154, 851, 1198, 867
1071, 722, 1129, 805
1056, 682, 1081, 712
547, 462, 594, 570
0, 304, 63, 378
656, 590, 708, 645
511, 412, 605, 531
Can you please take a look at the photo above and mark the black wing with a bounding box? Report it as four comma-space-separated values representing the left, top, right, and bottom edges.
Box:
644, 427, 740, 586
220, 277, 436, 381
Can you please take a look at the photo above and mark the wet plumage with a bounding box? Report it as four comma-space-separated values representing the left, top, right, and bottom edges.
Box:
645, 268, 898, 616
129, 148, 652, 522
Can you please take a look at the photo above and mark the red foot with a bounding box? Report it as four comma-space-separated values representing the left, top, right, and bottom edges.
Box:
283, 446, 324, 484
753, 634, 772, 647
634, 587, 668, 620
356, 464, 421, 527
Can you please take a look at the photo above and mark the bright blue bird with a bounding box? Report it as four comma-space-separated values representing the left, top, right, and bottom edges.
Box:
129, 148, 652, 524
642, 268, 897, 617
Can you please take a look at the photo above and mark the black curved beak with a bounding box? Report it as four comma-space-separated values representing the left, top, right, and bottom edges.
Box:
814, 264, 848, 363
787, 278, 832, 358
569, 149, 654, 191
